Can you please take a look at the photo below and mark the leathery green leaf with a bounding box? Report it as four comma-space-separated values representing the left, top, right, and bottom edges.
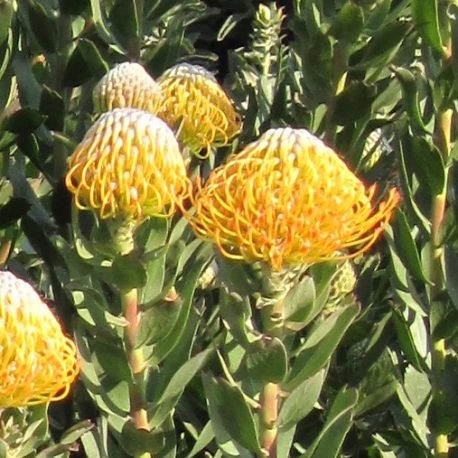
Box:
279, 370, 325, 430
302, 388, 358, 458
412, 0, 443, 54
149, 348, 214, 428
245, 337, 288, 384
391, 210, 429, 283
285, 304, 359, 391
112, 254, 147, 290
203, 375, 261, 454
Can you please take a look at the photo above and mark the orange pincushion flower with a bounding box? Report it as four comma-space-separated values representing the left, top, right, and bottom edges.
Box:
0, 271, 79, 407
187, 128, 400, 270
93, 62, 162, 114
66, 108, 191, 221
157, 63, 241, 158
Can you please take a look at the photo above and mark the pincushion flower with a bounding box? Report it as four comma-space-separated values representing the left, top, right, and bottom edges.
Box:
93, 62, 162, 114
0, 271, 79, 407
186, 128, 400, 271
157, 63, 242, 158
66, 108, 190, 220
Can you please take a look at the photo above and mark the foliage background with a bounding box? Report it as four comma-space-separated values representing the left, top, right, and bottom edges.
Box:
0, 0, 457, 457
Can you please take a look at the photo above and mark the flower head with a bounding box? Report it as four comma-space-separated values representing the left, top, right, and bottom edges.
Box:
93, 62, 162, 114
0, 271, 79, 407
186, 128, 400, 270
66, 108, 190, 220
157, 63, 241, 158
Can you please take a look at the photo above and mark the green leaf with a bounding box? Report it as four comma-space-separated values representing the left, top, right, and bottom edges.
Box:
445, 245, 458, 312
0, 197, 30, 228
412, 0, 443, 54
60, 420, 95, 446
112, 254, 147, 290
92, 339, 132, 384
149, 348, 214, 428
59, 0, 89, 15
26, 0, 57, 52
78, 37, 109, 78
39, 85, 64, 131
279, 370, 325, 430
64, 38, 108, 87
302, 388, 358, 458
121, 421, 165, 456
396, 377, 429, 447
333, 82, 375, 124
245, 337, 288, 384
392, 67, 428, 132
110, 0, 139, 48
0, 0, 13, 45
186, 421, 214, 458
147, 244, 212, 365
12, 52, 41, 108
89, 0, 124, 53
219, 288, 254, 347
218, 256, 262, 296
391, 210, 429, 283
330, 2, 364, 43
285, 304, 360, 391
137, 299, 181, 347
411, 136, 445, 195
283, 275, 316, 330
203, 375, 261, 454
357, 21, 411, 70
4, 107, 44, 134
392, 309, 427, 372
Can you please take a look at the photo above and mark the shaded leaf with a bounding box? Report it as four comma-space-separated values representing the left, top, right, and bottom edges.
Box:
302, 388, 358, 458
112, 254, 147, 290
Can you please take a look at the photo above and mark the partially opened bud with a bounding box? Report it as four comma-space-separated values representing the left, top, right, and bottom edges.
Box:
0, 271, 79, 407
157, 63, 241, 158
93, 62, 162, 114
66, 108, 191, 221
186, 128, 400, 270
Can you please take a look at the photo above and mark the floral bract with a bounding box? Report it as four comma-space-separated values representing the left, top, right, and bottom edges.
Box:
157, 63, 241, 158
187, 127, 400, 270
0, 271, 79, 407
66, 108, 190, 220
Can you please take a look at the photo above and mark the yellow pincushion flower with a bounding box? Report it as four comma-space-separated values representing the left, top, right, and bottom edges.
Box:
66, 108, 191, 221
157, 63, 241, 158
93, 62, 162, 114
187, 128, 400, 270
0, 271, 79, 407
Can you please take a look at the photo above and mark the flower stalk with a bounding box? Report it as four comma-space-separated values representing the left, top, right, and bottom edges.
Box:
429, 107, 452, 458
115, 222, 151, 458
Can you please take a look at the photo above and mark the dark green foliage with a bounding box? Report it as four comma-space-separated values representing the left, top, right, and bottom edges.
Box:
1, 0, 458, 457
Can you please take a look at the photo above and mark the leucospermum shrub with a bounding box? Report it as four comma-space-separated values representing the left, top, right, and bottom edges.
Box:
1, 1, 458, 458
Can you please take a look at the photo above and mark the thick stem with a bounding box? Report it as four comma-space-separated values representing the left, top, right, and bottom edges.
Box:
258, 267, 289, 458
260, 382, 279, 458
115, 222, 151, 458
121, 288, 149, 431
429, 108, 452, 458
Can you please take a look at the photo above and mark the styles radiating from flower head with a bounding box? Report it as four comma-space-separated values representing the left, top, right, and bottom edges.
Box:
0, 271, 79, 407
66, 108, 190, 221
186, 128, 400, 270
93, 62, 162, 114
157, 63, 241, 158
